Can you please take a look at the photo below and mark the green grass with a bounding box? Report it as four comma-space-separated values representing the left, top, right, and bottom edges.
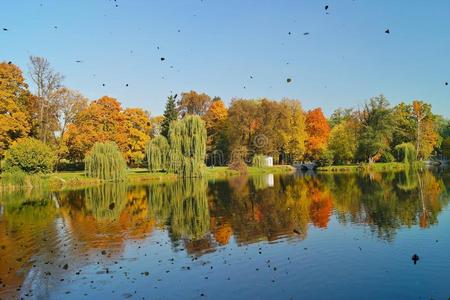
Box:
247, 165, 295, 175
0, 165, 295, 191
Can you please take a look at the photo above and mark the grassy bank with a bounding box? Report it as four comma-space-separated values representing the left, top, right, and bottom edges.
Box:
317, 162, 426, 173
0, 165, 295, 192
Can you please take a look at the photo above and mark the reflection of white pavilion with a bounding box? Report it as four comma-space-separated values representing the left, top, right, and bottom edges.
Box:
266, 174, 274, 187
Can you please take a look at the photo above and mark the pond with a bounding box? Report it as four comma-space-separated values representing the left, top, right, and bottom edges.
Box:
1, 169, 449, 299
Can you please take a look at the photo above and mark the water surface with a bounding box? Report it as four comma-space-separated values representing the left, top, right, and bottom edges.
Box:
1, 169, 449, 299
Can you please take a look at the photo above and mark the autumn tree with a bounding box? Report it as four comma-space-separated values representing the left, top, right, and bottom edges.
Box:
203, 97, 228, 164
0, 62, 33, 158
279, 99, 307, 163
160, 95, 178, 138
225, 98, 308, 164
178, 90, 212, 116
123, 108, 152, 166
64, 96, 128, 161
305, 108, 330, 161
225, 99, 260, 162
28, 56, 64, 144
50, 87, 88, 159
411, 100, 438, 159
65, 98, 151, 165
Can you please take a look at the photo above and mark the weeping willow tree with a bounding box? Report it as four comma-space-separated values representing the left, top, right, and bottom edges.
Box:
84, 183, 128, 221
85, 142, 128, 181
394, 142, 417, 164
146, 136, 170, 172
252, 155, 268, 168
168, 115, 207, 177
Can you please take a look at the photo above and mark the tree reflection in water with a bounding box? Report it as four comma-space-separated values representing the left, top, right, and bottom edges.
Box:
0, 169, 449, 298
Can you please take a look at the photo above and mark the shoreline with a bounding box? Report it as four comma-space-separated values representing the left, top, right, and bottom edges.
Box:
0, 165, 296, 193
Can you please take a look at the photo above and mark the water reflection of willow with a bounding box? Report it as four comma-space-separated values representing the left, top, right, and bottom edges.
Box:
83, 183, 128, 221
147, 178, 210, 240
56, 185, 155, 252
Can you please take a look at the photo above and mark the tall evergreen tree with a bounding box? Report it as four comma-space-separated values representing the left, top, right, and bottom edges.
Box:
160, 95, 178, 138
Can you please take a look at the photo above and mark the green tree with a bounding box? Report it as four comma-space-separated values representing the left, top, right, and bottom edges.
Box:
168, 115, 207, 177
391, 103, 415, 147
329, 108, 353, 128
85, 142, 128, 181
441, 137, 450, 159
146, 136, 169, 172
356, 95, 393, 162
328, 120, 357, 164
160, 95, 178, 138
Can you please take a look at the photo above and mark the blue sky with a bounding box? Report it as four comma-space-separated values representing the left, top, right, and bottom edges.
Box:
1, 0, 450, 117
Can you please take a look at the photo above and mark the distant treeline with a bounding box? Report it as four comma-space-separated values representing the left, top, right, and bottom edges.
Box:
1, 57, 450, 171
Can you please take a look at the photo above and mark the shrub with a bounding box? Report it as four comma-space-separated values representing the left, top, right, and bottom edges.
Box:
85, 142, 127, 181
380, 151, 395, 163
252, 155, 267, 168
228, 157, 248, 174
2, 138, 56, 174
316, 149, 334, 167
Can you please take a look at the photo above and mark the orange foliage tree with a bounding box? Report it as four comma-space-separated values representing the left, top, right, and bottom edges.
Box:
64, 96, 151, 164
203, 98, 228, 161
305, 108, 330, 160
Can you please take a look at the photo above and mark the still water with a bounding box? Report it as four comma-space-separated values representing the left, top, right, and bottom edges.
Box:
1, 170, 449, 299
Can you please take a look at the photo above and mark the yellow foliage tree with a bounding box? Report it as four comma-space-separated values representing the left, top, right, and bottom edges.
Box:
0, 62, 33, 158
123, 108, 152, 166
